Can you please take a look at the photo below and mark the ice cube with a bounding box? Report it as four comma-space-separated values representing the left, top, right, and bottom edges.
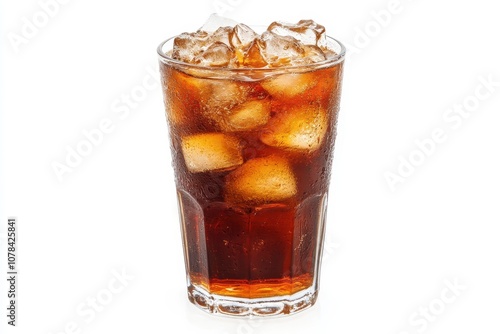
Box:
225, 156, 297, 203
171, 71, 246, 109
171, 17, 334, 68
260, 105, 328, 151
201, 80, 249, 116
221, 100, 271, 131
260, 72, 318, 98
302, 45, 327, 63
242, 39, 268, 68
173, 25, 233, 67
200, 13, 238, 33
164, 73, 249, 125
194, 41, 233, 67
258, 31, 305, 67
172, 31, 210, 63
208, 26, 233, 47
268, 20, 326, 47
230, 24, 259, 49
181, 133, 243, 173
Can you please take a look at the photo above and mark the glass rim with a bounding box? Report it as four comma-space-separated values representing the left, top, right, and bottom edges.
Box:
157, 35, 346, 74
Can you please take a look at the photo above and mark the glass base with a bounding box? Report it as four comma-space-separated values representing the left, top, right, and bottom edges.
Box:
187, 283, 319, 317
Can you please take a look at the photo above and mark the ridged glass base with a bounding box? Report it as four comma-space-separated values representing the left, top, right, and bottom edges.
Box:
187, 283, 319, 317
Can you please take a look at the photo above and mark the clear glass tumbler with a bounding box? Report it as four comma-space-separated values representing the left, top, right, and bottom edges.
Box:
158, 35, 345, 317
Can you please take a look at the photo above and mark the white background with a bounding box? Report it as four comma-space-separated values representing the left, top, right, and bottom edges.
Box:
1, 0, 500, 333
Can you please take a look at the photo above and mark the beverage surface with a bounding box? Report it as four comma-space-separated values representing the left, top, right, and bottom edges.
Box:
160, 17, 343, 299
169, 15, 338, 68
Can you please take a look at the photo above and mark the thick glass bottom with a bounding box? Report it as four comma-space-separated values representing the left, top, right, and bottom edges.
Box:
187, 281, 319, 317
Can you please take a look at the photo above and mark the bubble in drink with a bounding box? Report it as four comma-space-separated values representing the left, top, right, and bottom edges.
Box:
161, 69, 205, 126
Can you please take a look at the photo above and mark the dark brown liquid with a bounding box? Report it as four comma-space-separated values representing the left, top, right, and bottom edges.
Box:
161, 62, 343, 299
